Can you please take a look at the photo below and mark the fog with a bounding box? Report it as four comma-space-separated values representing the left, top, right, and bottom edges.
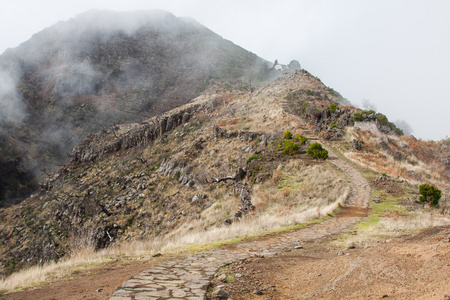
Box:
1, 0, 449, 140
0, 70, 25, 124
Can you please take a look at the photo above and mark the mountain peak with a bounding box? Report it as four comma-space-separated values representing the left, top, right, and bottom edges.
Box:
71, 9, 178, 33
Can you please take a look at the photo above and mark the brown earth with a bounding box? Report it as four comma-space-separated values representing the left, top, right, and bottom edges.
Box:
1, 70, 449, 299
209, 225, 450, 300
0, 255, 179, 300
2, 213, 450, 300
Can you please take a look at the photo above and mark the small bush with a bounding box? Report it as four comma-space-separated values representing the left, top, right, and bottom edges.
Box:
377, 113, 404, 135
307, 142, 328, 160
305, 89, 314, 95
294, 134, 308, 144
247, 155, 258, 163
276, 140, 283, 151
283, 130, 293, 139
377, 113, 389, 126
419, 183, 441, 207
354, 112, 363, 122
332, 123, 337, 128
283, 140, 299, 155
328, 104, 338, 112
302, 102, 309, 113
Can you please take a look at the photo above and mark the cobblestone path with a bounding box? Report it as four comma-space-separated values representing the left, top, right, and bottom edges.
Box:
111, 157, 370, 299
111, 105, 371, 299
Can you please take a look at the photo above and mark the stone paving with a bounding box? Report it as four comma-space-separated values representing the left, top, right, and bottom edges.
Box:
111, 250, 252, 300
111, 154, 369, 300
111, 105, 371, 300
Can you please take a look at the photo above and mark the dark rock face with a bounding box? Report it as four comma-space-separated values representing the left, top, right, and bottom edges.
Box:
234, 183, 255, 220
0, 10, 267, 205
285, 87, 355, 138
352, 139, 363, 151
70, 99, 218, 164
0, 137, 38, 207
212, 125, 278, 145
322, 128, 343, 141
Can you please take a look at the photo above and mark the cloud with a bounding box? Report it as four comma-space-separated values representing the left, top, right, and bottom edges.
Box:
0, 1, 449, 139
0, 70, 25, 124
49, 60, 102, 104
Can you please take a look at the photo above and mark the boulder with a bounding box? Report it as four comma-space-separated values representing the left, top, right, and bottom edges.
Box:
352, 139, 362, 150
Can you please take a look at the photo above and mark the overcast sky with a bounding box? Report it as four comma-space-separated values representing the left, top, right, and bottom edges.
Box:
1, 0, 449, 140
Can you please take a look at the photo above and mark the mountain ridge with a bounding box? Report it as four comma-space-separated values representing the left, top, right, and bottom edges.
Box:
0, 10, 283, 206
0, 68, 448, 278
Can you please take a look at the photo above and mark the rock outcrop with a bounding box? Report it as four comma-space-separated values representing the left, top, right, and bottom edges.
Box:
71, 98, 223, 164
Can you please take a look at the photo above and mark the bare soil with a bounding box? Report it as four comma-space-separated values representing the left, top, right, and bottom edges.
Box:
0, 255, 177, 300
209, 225, 450, 300
3, 213, 450, 300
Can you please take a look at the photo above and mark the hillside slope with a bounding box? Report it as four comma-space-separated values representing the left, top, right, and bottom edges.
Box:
0, 10, 273, 206
0, 70, 346, 276
0, 69, 447, 281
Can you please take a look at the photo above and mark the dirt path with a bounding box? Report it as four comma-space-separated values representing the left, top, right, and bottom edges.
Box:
0, 256, 180, 300
108, 119, 371, 299
205, 104, 450, 299
2, 107, 372, 300
211, 225, 450, 300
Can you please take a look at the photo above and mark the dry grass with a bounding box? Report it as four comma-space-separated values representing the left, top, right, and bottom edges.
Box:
342, 128, 449, 190
375, 211, 450, 232
256, 160, 350, 215
0, 198, 345, 293
0, 159, 351, 293
336, 211, 450, 250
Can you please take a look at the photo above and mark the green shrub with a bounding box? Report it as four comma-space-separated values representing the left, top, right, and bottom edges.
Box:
283, 130, 293, 139
284, 140, 299, 155
302, 102, 309, 113
327, 87, 342, 98
294, 134, 308, 144
354, 112, 363, 122
307, 142, 328, 160
277, 140, 283, 151
328, 104, 338, 112
305, 89, 314, 95
247, 155, 258, 163
419, 183, 441, 207
377, 113, 404, 135
332, 123, 337, 128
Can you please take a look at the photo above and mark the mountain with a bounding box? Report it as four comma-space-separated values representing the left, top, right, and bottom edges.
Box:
0, 10, 448, 281
0, 10, 283, 207
0, 67, 448, 277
